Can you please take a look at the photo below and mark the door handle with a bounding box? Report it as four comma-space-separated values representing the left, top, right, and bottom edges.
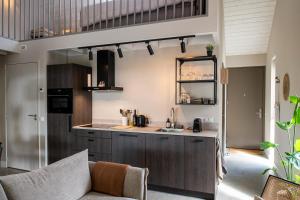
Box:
27, 114, 37, 120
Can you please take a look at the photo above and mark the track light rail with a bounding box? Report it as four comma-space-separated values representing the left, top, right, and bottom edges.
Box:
78, 35, 195, 49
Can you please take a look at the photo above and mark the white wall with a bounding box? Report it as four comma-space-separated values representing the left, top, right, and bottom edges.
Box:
226, 54, 267, 68
0, 37, 19, 53
266, 0, 300, 174
91, 45, 219, 126
0, 56, 5, 165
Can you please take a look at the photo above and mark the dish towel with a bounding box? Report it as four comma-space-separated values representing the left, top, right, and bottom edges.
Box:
216, 138, 227, 182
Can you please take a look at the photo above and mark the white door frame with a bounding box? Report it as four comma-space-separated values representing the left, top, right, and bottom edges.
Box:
4, 62, 41, 169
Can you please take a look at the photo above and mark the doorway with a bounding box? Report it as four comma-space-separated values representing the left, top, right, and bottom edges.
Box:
5, 62, 40, 170
226, 67, 265, 150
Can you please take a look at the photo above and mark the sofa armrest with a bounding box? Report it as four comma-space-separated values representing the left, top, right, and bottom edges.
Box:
0, 183, 8, 200
88, 162, 149, 200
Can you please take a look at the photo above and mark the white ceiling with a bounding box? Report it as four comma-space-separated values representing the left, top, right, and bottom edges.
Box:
224, 0, 276, 56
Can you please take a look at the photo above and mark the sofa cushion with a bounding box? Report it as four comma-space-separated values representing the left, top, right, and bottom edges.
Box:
0, 150, 91, 200
89, 162, 148, 200
124, 167, 148, 200
80, 192, 136, 200
92, 162, 129, 197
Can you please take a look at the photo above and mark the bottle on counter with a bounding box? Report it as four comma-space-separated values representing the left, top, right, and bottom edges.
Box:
133, 109, 137, 127
166, 118, 171, 128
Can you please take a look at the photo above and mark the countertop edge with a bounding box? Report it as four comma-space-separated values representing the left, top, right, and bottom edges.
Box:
72, 126, 218, 138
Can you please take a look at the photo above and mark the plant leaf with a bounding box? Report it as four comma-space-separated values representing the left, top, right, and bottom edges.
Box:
295, 174, 300, 184
289, 96, 300, 104
281, 160, 288, 167
262, 167, 277, 175
295, 107, 300, 124
276, 121, 294, 131
285, 152, 300, 170
295, 139, 300, 152
260, 141, 279, 150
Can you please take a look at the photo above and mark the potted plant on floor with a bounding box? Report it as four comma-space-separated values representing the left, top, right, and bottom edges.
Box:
261, 95, 300, 183
206, 44, 214, 56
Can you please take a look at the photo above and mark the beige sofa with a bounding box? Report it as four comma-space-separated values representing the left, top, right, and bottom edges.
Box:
0, 150, 148, 200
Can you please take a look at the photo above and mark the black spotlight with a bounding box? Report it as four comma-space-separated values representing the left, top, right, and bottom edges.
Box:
88, 48, 93, 60
146, 41, 154, 55
180, 38, 186, 53
117, 44, 123, 58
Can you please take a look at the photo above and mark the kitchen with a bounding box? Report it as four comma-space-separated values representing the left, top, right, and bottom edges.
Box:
47, 37, 220, 199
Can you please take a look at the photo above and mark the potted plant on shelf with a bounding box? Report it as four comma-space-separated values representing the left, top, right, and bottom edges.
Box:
206, 44, 214, 56
261, 95, 300, 183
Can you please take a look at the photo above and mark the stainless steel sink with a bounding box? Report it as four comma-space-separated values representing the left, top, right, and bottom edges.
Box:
156, 128, 184, 133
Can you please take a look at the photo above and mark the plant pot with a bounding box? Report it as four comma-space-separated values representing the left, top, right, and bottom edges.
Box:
207, 50, 213, 56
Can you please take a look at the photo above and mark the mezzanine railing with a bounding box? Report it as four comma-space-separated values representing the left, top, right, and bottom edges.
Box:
0, 0, 207, 41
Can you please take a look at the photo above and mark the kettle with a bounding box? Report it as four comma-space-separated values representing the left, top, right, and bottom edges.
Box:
193, 118, 203, 133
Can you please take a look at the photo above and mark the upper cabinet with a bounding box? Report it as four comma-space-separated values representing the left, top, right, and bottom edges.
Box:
47, 64, 91, 90
47, 64, 73, 89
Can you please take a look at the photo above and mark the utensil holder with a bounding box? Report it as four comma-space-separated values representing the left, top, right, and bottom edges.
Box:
121, 117, 128, 126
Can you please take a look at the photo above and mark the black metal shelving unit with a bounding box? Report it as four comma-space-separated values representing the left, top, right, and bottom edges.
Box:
175, 55, 217, 105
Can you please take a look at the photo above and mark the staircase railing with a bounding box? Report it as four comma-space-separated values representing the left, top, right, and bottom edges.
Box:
0, 0, 208, 41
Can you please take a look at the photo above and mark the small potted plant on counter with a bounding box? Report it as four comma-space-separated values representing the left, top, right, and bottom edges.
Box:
206, 44, 214, 56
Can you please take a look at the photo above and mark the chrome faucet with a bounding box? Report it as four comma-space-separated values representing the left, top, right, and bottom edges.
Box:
170, 107, 176, 128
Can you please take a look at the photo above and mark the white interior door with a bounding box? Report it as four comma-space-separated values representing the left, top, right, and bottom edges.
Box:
6, 63, 39, 170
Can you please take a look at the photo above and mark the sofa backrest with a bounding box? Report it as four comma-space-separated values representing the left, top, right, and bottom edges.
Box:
0, 150, 91, 200
89, 162, 148, 200
0, 183, 8, 200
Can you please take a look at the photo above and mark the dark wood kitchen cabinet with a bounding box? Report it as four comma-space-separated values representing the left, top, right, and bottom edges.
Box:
112, 132, 146, 168
184, 136, 216, 194
47, 64, 92, 164
48, 114, 73, 164
47, 64, 73, 89
71, 129, 112, 162
146, 134, 184, 189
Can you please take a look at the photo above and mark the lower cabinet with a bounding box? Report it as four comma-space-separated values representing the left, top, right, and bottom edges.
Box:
184, 137, 216, 194
146, 134, 184, 189
48, 114, 73, 164
112, 132, 146, 168
71, 129, 112, 162
71, 129, 216, 197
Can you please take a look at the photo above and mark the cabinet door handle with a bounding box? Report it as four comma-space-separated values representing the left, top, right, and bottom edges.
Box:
88, 139, 94, 142
88, 131, 94, 135
119, 134, 138, 138
160, 137, 169, 140
88, 154, 95, 157
193, 139, 204, 143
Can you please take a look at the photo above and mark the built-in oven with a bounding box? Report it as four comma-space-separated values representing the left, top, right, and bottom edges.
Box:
47, 88, 73, 113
